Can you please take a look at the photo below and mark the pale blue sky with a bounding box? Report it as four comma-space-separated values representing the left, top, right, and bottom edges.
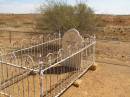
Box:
0, 0, 130, 15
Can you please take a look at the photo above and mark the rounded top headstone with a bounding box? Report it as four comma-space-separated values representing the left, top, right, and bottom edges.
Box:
61, 28, 83, 68
62, 28, 83, 52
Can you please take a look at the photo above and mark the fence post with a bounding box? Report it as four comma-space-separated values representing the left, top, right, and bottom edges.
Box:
40, 70, 44, 97
93, 35, 96, 64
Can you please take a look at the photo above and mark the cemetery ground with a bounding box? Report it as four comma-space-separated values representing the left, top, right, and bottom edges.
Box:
62, 40, 130, 97
62, 60, 130, 97
0, 33, 130, 97
0, 14, 130, 97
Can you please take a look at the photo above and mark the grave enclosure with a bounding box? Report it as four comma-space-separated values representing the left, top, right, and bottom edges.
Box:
0, 28, 96, 97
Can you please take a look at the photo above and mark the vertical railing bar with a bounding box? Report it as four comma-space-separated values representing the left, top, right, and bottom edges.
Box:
40, 70, 44, 97
21, 44, 25, 97
27, 43, 30, 97
32, 39, 36, 97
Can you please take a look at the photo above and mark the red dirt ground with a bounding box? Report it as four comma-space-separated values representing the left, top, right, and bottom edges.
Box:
61, 60, 130, 97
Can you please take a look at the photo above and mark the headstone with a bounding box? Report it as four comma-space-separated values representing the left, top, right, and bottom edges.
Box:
62, 28, 83, 51
62, 28, 84, 68
46, 53, 54, 66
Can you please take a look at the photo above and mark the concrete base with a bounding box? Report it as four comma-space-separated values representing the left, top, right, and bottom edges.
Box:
89, 63, 97, 71
72, 79, 82, 87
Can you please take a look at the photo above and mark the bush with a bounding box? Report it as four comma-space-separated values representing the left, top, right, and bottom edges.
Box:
36, 0, 97, 35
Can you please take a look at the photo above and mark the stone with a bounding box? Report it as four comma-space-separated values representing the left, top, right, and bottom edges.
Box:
72, 79, 82, 87
89, 62, 98, 71
62, 28, 83, 51
62, 28, 84, 68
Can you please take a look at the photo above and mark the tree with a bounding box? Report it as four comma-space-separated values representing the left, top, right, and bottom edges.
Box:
36, 0, 97, 35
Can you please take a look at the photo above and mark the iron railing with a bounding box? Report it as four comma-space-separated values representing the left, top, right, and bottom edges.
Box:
0, 30, 96, 97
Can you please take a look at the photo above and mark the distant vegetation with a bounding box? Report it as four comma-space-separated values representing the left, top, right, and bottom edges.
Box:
36, 0, 97, 35
0, 10, 130, 41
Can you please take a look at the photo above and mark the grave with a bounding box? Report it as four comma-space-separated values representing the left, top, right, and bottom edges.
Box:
62, 28, 84, 68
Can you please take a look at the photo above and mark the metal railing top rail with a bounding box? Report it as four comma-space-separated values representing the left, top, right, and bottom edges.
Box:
0, 60, 39, 72
0, 38, 61, 75
0, 31, 96, 97
0, 91, 12, 97
41, 39, 96, 73
9, 38, 61, 54
0, 35, 96, 72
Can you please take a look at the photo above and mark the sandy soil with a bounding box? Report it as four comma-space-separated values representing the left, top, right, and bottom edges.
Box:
61, 40, 130, 97
61, 60, 130, 97
96, 40, 130, 62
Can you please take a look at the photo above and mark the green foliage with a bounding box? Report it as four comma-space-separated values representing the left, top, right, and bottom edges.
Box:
37, 0, 97, 35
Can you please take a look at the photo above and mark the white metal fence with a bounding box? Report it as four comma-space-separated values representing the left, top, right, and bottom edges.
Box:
0, 29, 96, 97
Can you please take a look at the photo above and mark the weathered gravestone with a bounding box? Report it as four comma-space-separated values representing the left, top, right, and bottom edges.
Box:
62, 28, 84, 68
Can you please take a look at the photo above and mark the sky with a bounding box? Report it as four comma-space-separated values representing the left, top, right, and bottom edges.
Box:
0, 0, 130, 15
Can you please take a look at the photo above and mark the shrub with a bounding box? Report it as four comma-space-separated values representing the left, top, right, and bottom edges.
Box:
36, 0, 97, 35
